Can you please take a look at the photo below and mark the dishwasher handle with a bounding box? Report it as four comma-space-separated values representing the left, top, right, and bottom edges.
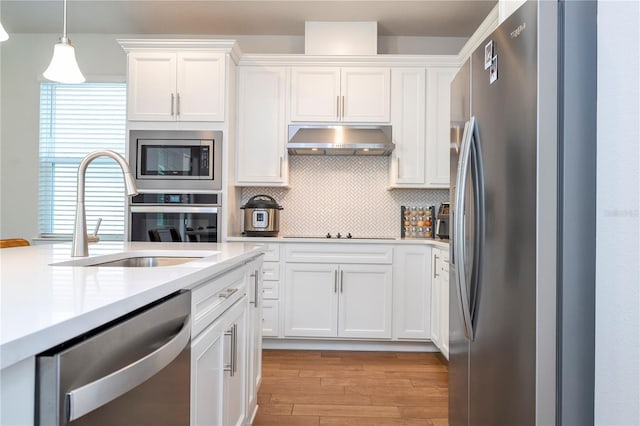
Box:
65, 316, 190, 422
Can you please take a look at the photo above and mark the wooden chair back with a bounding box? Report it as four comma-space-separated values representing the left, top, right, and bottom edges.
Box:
0, 238, 31, 248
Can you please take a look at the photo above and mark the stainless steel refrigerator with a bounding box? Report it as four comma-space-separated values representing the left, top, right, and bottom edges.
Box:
448, 1, 597, 425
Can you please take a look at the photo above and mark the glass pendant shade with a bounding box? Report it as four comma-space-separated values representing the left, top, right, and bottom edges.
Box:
43, 39, 86, 83
0, 21, 8, 42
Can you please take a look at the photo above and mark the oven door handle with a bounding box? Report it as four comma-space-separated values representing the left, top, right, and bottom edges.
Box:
65, 317, 190, 422
130, 206, 219, 214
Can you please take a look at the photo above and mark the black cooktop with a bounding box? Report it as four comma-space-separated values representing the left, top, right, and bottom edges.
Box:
283, 233, 395, 240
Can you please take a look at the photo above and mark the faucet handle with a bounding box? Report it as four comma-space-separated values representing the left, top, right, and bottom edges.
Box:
87, 218, 102, 244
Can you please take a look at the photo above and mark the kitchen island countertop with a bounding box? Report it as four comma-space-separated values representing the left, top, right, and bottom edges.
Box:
0, 241, 264, 370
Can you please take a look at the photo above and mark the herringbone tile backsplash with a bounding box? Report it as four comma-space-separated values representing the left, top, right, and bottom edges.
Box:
241, 156, 449, 238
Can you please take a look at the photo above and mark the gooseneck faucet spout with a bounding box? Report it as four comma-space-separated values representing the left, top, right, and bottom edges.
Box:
72, 150, 138, 257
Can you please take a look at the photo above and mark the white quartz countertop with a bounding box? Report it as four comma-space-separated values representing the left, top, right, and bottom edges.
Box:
226, 235, 450, 250
0, 241, 264, 370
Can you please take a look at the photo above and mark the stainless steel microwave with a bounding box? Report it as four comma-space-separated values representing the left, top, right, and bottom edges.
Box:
129, 130, 222, 191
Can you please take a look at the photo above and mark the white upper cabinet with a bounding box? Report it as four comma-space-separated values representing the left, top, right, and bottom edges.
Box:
425, 67, 457, 187
236, 66, 288, 186
127, 51, 225, 122
290, 66, 390, 123
389, 65, 457, 188
341, 68, 391, 122
390, 67, 427, 186
290, 67, 340, 121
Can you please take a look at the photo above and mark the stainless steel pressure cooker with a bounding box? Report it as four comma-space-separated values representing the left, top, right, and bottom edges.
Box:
241, 195, 283, 237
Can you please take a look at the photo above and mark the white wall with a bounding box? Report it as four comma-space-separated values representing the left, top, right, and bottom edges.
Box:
595, 1, 640, 424
0, 34, 127, 240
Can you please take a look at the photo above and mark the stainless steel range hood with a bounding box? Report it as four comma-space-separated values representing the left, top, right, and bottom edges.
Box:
287, 125, 394, 156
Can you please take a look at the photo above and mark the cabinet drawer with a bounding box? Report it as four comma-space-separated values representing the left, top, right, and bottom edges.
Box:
191, 266, 247, 337
263, 280, 280, 300
262, 261, 280, 281
262, 300, 280, 337
284, 243, 393, 264
261, 243, 280, 262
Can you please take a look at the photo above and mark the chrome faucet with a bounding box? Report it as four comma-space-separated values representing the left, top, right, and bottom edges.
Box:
72, 150, 138, 257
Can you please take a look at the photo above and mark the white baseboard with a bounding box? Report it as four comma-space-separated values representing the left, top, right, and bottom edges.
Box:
262, 338, 440, 353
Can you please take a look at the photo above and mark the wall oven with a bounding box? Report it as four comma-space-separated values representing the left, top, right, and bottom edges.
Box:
129, 130, 223, 191
129, 193, 221, 243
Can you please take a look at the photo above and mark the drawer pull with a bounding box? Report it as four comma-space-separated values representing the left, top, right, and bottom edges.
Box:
218, 288, 239, 299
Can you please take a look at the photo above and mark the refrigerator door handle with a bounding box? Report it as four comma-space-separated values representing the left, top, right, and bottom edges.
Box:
468, 117, 485, 331
453, 117, 475, 340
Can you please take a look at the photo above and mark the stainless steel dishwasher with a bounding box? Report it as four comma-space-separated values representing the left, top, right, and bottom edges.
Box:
36, 291, 191, 425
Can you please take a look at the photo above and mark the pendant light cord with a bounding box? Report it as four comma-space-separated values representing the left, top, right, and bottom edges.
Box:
61, 0, 68, 43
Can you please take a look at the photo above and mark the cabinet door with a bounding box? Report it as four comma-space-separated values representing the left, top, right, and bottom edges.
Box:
236, 67, 288, 185
284, 263, 338, 337
127, 51, 176, 121
223, 304, 247, 426
341, 67, 391, 123
392, 245, 432, 339
290, 67, 340, 122
338, 264, 393, 339
430, 249, 444, 350
176, 52, 225, 121
426, 67, 457, 187
191, 322, 224, 426
246, 265, 263, 422
390, 68, 427, 186
261, 299, 280, 337
440, 251, 450, 359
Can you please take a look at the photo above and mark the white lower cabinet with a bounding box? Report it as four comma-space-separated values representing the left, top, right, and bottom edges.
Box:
284, 262, 393, 339
246, 262, 263, 423
430, 247, 450, 359
261, 299, 280, 337
190, 295, 247, 426
392, 245, 432, 339
223, 305, 247, 426
190, 257, 263, 426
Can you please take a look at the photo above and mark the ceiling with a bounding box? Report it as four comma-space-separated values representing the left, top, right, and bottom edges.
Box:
2, 1, 496, 38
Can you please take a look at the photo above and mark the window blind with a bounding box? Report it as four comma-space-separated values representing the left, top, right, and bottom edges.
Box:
39, 82, 128, 239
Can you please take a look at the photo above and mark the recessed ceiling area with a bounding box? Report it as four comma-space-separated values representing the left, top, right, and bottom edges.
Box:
2, 1, 497, 38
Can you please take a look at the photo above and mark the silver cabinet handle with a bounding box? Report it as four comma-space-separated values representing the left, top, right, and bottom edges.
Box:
66, 317, 190, 422
250, 271, 259, 308
340, 270, 344, 293
224, 323, 237, 376
334, 270, 338, 293
336, 96, 340, 120
170, 93, 175, 116
219, 287, 239, 299
433, 254, 439, 279
232, 323, 238, 375
279, 156, 283, 178
341, 96, 345, 120
397, 157, 401, 179
224, 328, 233, 374
176, 93, 181, 116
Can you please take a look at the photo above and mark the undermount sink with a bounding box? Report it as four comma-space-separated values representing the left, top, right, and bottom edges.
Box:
50, 250, 220, 267
92, 256, 201, 267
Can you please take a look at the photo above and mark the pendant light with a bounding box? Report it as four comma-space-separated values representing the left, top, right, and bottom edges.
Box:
0, 21, 8, 42
43, 0, 85, 83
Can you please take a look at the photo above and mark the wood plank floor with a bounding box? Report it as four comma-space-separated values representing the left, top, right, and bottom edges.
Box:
254, 350, 449, 426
